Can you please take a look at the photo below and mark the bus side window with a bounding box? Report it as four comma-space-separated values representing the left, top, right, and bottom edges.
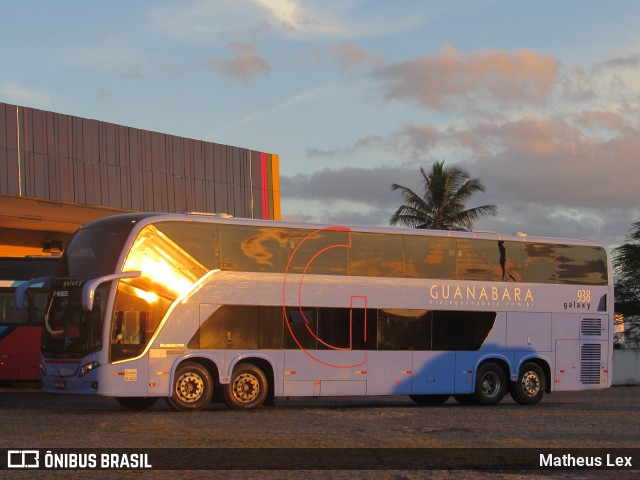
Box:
0, 289, 29, 324
348, 233, 403, 277
110, 288, 151, 361
118, 311, 146, 345
30, 290, 50, 325
377, 309, 429, 351
284, 308, 317, 349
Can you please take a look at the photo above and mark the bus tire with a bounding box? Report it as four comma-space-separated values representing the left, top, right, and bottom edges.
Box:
409, 394, 449, 406
223, 363, 268, 410
115, 397, 158, 411
474, 362, 506, 406
511, 362, 545, 405
166, 362, 214, 412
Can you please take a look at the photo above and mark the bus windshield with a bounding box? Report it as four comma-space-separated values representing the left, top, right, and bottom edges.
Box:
41, 283, 108, 359
41, 216, 142, 359
57, 224, 132, 278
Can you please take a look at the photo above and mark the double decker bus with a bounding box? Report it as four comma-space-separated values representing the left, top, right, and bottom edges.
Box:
0, 257, 59, 381
34, 213, 613, 411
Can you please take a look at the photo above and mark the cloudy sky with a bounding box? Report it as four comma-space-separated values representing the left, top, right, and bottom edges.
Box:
2, 1, 639, 248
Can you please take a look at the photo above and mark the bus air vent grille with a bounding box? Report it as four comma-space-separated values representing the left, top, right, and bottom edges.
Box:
580, 343, 602, 384
581, 318, 602, 336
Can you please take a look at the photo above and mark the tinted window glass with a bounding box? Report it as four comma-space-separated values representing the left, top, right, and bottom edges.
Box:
190, 305, 260, 350
123, 224, 209, 302
287, 228, 348, 275
0, 289, 29, 324
317, 307, 352, 349
61, 226, 130, 278
404, 235, 456, 279
555, 245, 608, 285
456, 239, 503, 281
259, 306, 284, 349
348, 233, 403, 277
377, 309, 429, 350
432, 311, 496, 351
154, 222, 218, 270
284, 307, 317, 349
220, 226, 289, 272
110, 288, 155, 362
521, 243, 556, 283
315, 307, 376, 350
30, 289, 50, 325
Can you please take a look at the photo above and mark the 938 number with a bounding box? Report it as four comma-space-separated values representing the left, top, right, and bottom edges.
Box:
577, 289, 591, 303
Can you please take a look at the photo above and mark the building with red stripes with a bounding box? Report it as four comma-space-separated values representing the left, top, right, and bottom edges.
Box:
0, 102, 280, 257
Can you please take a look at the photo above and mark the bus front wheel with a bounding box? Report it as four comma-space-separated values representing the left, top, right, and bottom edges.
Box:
223, 363, 268, 410
474, 362, 506, 406
166, 362, 214, 412
511, 362, 545, 405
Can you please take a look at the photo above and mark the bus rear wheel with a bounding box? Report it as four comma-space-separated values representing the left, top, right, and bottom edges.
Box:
115, 397, 158, 411
511, 362, 545, 405
474, 362, 506, 406
223, 363, 268, 410
409, 394, 449, 406
166, 362, 214, 412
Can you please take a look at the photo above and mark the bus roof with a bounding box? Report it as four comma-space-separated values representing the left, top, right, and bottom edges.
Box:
79, 212, 605, 248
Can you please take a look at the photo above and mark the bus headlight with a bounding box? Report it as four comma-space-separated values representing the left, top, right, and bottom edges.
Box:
79, 361, 100, 377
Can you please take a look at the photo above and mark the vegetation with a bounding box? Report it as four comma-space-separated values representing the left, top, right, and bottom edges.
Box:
390, 160, 497, 231
613, 222, 640, 347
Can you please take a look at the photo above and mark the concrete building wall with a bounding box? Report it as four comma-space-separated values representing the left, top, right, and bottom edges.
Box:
0, 101, 279, 218
613, 349, 640, 385
0, 102, 280, 257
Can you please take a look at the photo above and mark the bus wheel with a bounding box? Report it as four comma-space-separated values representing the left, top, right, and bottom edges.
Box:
223, 363, 268, 410
166, 362, 214, 412
511, 362, 545, 405
115, 397, 158, 411
409, 394, 449, 406
474, 362, 506, 406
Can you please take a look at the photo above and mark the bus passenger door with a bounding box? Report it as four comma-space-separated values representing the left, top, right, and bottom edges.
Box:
282, 303, 369, 397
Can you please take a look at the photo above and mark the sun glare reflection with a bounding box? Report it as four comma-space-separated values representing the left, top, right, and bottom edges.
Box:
122, 225, 209, 301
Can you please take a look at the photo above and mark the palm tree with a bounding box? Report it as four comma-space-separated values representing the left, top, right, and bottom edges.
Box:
390, 160, 497, 231
613, 221, 640, 346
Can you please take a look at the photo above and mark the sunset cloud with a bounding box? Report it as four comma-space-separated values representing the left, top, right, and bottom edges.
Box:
208, 42, 271, 82
374, 45, 559, 109
331, 43, 384, 69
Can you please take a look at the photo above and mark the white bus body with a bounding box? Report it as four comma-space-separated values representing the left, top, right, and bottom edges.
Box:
38, 213, 613, 410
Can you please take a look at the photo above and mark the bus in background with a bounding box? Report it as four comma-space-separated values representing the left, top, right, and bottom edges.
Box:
0, 257, 59, 381
34, 213, 613, 411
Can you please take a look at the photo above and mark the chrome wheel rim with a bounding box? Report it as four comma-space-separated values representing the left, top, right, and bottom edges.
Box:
521, 371, 541, 397
232, 373, 260, 403
176, 372, 205, 403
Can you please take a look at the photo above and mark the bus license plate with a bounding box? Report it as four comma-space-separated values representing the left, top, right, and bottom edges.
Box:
54, 380, 66, 389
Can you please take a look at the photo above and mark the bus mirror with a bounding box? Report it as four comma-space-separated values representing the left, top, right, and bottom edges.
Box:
82, 271, 142, 312
15, 276, 53, 310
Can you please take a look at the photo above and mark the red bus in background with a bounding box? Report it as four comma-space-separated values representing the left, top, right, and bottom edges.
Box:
0, 257, 59, 382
